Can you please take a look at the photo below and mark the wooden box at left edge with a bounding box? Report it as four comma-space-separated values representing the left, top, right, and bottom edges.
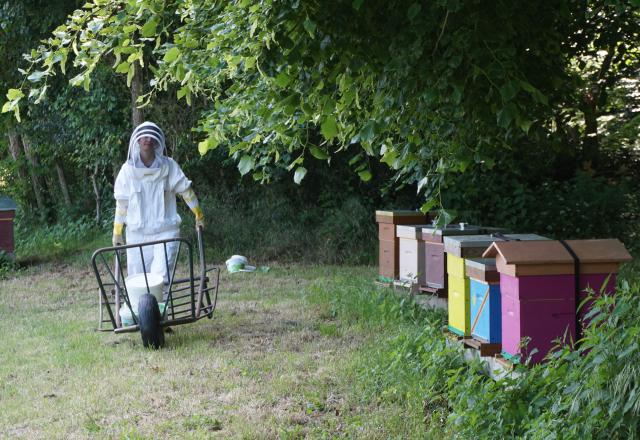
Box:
376, 210, 429, 280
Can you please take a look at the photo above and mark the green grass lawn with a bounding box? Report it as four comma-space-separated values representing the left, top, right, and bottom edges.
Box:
4, 241, 639, 439
0, 252, 435, 439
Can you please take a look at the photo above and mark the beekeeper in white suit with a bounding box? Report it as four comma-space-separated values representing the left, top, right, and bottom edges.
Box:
112, 121, 204, 283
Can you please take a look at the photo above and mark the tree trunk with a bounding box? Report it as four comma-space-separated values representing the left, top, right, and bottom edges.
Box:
7, 129, 29, 182
131, 63, 144, 127
91, 163, 101, 223
17, 134, 46, 213
581, 92, 599, 170
581, 46, 616, 172
54, 159, 72, 208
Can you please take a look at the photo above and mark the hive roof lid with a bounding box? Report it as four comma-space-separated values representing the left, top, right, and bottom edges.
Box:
375, 210, 424, 217
483, 239, 632, 265
0, 195, 17, 211
444, 233, 547, 248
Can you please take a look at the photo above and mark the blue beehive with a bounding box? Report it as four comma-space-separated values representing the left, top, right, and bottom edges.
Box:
466, 258, 502, 344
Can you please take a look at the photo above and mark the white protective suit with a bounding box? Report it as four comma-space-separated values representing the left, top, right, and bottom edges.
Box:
114, 122, 193, 283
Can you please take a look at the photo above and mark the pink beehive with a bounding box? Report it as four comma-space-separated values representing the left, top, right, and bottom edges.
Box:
483, 239, 632, 364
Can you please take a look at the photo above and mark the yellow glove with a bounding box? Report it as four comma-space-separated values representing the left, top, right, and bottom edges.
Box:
112, 223, 125, 246
194, 206, 205, 230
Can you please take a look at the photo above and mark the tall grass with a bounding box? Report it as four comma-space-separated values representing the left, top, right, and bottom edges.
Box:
15, 216, 106, 264
315, 270, 640, 438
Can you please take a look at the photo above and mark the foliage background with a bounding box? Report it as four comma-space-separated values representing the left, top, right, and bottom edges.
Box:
0, 0, 638, 261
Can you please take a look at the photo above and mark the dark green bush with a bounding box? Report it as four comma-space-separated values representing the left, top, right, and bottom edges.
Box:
443, 169, 638, 251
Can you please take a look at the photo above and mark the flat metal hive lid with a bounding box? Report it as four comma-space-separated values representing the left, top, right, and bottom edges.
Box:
421, 223, 486, 236
396, 224, 433, 239
445, 233, 547, 248
465, 258, 497, 271
0, 196, 17, 211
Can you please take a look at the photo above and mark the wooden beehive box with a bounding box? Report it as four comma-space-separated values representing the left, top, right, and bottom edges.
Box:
0, 196, 17, 255
466, 258, 501, 344
483, 239, 632, 364
443, 234, 546, 337
396, 224, 433, 286
375, 210, 427, 280
419, 224, 502, 294
419, 224, 508, 297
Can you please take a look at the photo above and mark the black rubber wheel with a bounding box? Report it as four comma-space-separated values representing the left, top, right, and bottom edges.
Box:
138, 294, 165, 349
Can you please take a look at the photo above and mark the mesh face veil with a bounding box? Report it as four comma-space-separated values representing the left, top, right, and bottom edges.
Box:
127, 121, 167, 167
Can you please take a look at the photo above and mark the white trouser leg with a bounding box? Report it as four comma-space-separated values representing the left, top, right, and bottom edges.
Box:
150, 230, 180, 284
126, 230, 154, 276
126, 229, 180, 283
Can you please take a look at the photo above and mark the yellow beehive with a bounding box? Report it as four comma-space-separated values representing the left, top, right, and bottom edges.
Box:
444, 234, 546, 336
447, 254, 471, 335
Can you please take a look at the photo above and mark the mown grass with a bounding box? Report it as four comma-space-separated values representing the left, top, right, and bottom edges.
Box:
6, 223, 638, 438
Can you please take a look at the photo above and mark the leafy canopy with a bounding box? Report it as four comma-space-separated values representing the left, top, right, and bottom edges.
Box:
6, 0, 628, 213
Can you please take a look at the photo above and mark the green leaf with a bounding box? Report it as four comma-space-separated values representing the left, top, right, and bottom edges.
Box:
309, 146, 329, 160
500, 81, 519, 102
301, 102, 313, 115
517, 118, 533, 134
420, 199, 438, 214
359, 120, 376, 143
126, 67, 134, 87
294, 167, 307, 184
1, 101, 12, 113
352, 0, 364, 10
6, 89, 24, 100
407, 3, 421, 20
497, 103, 518, 129
198, 137, 219, 155
348, 153, 362, 166
27, 71, 47, 82
198, 139, 209, 156
177, 86, 189, 100
35, 85, 48, 104
435, 209, 456, 228
417, 176, 429, 193
238, 155, 255, 176
303, 18, 316, 38
321, 116, 338, 140
358, 170, 372, 181
164, 47, 180, 63
141, 19, 157, 37
115, 62, 130, 74
275, 71, 291, 88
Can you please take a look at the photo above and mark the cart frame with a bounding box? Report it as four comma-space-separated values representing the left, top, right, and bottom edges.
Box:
91, 228, 220, 335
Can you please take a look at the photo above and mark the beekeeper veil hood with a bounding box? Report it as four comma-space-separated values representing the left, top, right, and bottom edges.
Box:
127, 121, 167, 167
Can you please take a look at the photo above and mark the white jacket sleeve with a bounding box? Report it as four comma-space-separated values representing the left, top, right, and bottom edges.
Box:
114, 166, 129, 201
167, 158, 192, 194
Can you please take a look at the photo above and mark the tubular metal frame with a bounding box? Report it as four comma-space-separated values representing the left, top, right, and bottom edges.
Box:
92, 228, 220, 333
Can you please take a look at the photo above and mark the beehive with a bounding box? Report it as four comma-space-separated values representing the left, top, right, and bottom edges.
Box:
0, 195, 17, 255
375, 210, 427, 280
396, 224, 433, 285
466, 258, 501, 343
420, 224, 505, 295
444, 234, 546, 337
483, 239, 632, 364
